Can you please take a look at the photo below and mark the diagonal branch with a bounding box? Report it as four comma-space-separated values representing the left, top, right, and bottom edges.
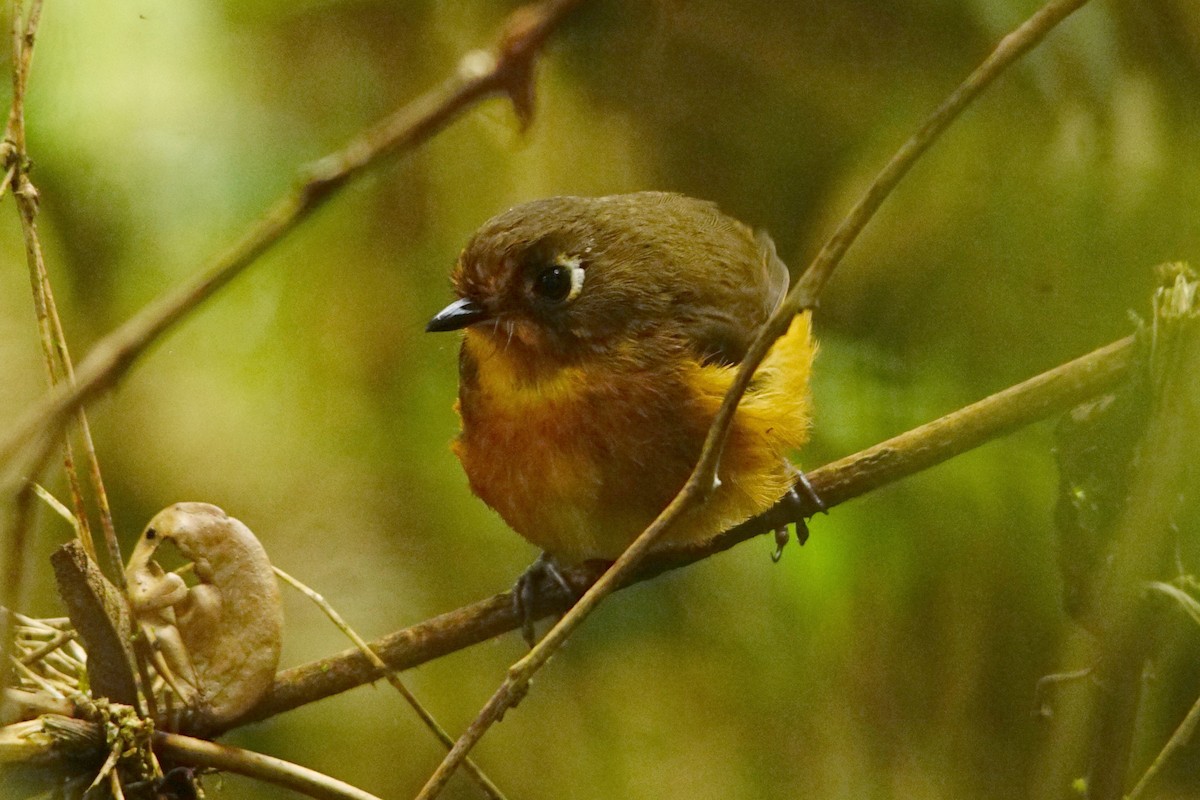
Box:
0, 0, 587, 524
221, 333, 1134, 734
415, 0, 1097, 794
274, 567, 509, 800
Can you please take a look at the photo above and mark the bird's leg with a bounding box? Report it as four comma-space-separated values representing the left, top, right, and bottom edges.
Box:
513, 552, 576, 647
772, 463, 827, 561
792, 466, 827, 515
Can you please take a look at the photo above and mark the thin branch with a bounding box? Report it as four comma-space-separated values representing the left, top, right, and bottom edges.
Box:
17, 168, 128, 588
0, 717, 382, 800
28, 482, 77, 537
154, 732, 384, 800
1126, 674, 1200, 800
0, 312, 1128, 783
222, 333, 1133, 732
415, 0, 1097, 794
0, 0, 46, 687
16, 626, 76, 666
14, 175, 100, 568
274, 567, 509, 800
0, 0, 587, 502
1125, 583, 1200, 800
4, 0, 42, 153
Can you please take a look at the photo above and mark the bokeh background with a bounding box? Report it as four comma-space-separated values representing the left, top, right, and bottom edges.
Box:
3, 0, 1200, 798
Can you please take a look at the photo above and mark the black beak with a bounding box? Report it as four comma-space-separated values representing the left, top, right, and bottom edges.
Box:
426, 297, 488, 332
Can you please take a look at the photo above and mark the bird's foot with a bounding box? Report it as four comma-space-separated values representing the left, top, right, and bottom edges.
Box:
513, 552, 576, 647
790, 467, 827, 515
771, 466, 826, 561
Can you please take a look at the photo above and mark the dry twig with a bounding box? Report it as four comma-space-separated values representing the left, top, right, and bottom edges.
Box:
155, 732, 384, 800
275, 567, 509, 800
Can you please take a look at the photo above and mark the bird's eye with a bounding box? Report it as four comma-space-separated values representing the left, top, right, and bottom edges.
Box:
535, 266, 571, 301
533, 256, 585, 304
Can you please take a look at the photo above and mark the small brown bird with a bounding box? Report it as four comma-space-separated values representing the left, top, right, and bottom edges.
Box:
428, 192, 815, 569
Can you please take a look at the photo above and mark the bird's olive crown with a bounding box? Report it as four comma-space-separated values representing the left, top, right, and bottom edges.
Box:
451, 192, 783, 358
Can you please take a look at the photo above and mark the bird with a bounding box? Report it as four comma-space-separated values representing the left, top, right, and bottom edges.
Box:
427, 192, 816, 590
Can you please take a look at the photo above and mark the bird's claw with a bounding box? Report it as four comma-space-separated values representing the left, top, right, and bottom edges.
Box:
513, 553, 575, 646
771, 527, 789, 562
790, 468, 827, 515
771, 465, 822, 561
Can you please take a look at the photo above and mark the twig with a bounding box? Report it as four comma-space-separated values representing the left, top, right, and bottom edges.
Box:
0, 714, 102, 764
0, 0, 587, 508
2, 687, 76, 724
4, 0, 42, 153
14, 174, 100, 567
414, 0, 1097, 794
154, 731, 384, 800
0, 0, 46, 689
16, 626, 76, 666
29, 482, 78, 537
222, 333, 1133, 732
2, 714, 383, 800
274, 567, 509, 800
1124, 583, 1200, 800
1126, 678, 1200, 800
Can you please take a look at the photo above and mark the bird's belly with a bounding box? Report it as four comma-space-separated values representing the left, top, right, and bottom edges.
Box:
454, 371, 699, 563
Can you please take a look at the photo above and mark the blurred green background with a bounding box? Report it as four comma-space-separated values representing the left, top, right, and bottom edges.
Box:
2, 0, 1200, 798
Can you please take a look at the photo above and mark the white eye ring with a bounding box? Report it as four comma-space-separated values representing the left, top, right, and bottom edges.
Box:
557, 254, 585, 302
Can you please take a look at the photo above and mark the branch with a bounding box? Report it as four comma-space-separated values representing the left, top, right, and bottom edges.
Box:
0, 715, 383, 800
415, 0, 1097, 794
155, 731, 384, 800
7, 0, 123, 586
222, 333, 1133, 733
0, 0, 587, 519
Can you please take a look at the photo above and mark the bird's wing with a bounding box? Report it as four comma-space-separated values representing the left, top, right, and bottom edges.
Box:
685, 230, 792, 367
756, 230, 791, 316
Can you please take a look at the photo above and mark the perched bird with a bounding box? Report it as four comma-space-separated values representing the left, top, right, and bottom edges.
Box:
428, 192, 816, 572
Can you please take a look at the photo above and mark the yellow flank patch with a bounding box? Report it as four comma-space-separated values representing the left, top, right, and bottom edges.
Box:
670, 311, 815, 543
